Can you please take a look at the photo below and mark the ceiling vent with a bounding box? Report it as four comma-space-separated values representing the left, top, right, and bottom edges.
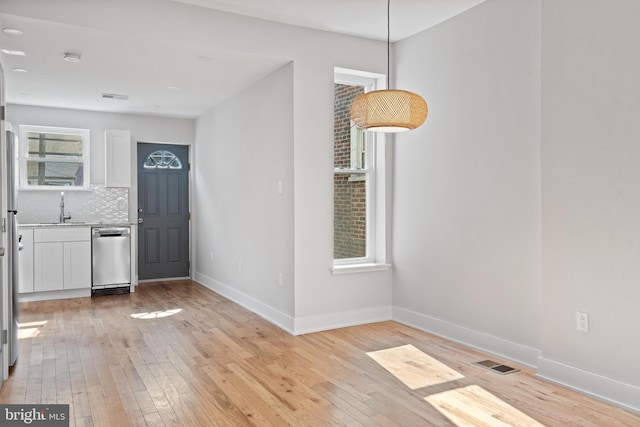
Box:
101, 93, 129, 101
63, 52, 82, 63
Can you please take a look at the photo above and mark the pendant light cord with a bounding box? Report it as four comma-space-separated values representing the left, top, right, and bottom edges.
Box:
387, 0, 391, 90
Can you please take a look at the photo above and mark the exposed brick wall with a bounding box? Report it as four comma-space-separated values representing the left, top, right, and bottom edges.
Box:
334, 84, 362, 169
334, 83, 367, 259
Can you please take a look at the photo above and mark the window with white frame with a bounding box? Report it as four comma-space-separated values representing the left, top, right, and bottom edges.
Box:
333, 68, 387, 268
19, 125, 90, 189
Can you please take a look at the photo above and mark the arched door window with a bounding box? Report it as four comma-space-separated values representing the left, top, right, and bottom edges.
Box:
143, 150, 183, 169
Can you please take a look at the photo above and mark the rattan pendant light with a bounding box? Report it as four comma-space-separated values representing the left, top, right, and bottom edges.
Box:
350, 0, 428, 133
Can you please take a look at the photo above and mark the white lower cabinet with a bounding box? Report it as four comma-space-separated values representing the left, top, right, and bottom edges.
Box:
18, 228, 34, 293
32, 227, 91, 293
34, 242, 64, 292
63, 241, 92, 289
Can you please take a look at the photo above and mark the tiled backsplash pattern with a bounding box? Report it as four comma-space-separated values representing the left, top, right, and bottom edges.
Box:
18, 185, 129, 224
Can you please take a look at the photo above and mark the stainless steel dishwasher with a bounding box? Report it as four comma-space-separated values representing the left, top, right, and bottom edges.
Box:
92, 227, 131, 295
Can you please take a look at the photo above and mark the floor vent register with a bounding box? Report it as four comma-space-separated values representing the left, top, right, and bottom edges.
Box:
92, 286, 131, 297
473, 360, 519, 375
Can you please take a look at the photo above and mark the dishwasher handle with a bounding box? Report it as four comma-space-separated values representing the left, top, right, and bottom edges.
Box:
92, 227, 130, 237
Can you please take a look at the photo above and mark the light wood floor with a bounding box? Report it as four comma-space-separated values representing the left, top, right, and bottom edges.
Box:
1, 280, 638, 426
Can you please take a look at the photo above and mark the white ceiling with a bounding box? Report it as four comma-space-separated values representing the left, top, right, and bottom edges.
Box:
0, 14, 287, 118
172, 0, 486, 42
0, 0, 484, 119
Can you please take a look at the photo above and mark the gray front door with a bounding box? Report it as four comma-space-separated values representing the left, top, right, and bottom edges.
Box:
137, 143, 190, 280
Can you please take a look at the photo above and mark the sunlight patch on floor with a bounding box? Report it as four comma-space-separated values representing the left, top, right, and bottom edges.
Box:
425, 384, 546, 427
18, 328, 40, 339
18, 320, 48, 328
130, 308, 182, 319
366, 344, 465, 389
17, 320, 47, 339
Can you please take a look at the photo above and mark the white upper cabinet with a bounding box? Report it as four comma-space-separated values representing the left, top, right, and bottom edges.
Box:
105, 129, 131, 187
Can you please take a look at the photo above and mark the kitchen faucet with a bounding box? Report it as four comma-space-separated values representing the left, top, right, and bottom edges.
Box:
60, 191, 71, 223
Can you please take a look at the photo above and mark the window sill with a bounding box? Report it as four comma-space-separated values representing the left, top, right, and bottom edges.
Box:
331, 263, 391, 275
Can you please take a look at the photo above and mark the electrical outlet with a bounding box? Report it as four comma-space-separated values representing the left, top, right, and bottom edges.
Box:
577, 311, 589, 332
278, 272, 284, 287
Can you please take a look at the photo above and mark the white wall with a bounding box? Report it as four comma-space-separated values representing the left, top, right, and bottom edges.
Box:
539, 0, 640, 409
1, 0, 394, 334
392, 0, 542, 367
6, 104, 195, 221
193, 63, 295, 329
393, 0, 640, 411
292, 61, 393, 334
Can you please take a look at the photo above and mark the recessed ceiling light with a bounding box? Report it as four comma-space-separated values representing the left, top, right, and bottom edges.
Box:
167, 86, 180, 90
63, 52, 82, 63
1, 49, 26, 56
2, 28, 23, 36
18, 92, 30, 97
12, 68, 28, 73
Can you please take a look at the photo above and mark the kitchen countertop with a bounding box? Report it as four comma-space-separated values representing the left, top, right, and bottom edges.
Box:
19, 222, 136, 228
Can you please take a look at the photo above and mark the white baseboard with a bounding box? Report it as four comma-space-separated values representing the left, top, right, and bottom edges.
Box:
392, 306, 541, 369
293, 306, 392, 336
194, 272, 295, 334
537, 357, 640, 413
19, 288, 91, 302
137, 276, 190, 283
193, 273, 391, 336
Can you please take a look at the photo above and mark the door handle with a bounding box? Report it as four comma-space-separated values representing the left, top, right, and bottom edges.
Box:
138, 218, 144, 224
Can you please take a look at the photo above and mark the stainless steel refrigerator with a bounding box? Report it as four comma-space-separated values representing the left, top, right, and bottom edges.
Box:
6, 130, 19, 366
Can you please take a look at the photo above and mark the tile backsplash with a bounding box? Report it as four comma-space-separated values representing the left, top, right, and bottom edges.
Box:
18, 185, 129, 224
